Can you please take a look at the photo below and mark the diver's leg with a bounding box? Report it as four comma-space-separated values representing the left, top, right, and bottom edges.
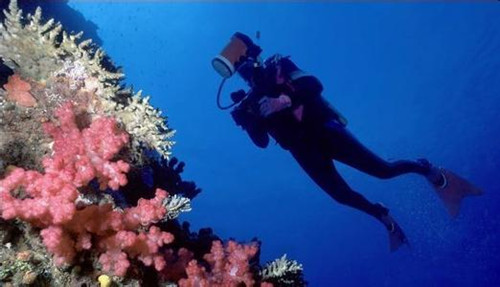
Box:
323, 120, 430, 179
291, 147, 387, 219
291, 144, 410, 250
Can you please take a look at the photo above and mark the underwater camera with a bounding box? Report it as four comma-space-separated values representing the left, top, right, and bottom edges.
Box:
212, 32, 276, 131
212, 32, 262, 79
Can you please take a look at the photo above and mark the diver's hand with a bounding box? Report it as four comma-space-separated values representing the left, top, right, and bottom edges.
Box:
258, 95, 292, 117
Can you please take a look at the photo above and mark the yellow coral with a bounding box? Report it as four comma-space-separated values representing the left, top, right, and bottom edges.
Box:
98, 274, 112, 287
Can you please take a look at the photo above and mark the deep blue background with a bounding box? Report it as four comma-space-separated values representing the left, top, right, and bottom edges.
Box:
64, 2, 500, 286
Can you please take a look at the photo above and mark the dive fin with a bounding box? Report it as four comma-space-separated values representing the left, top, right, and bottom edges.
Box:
388, 219, 409, 252
430, 168, 483, 218
380, 213, 409, 252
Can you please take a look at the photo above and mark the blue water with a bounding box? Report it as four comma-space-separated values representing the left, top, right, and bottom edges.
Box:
59, 2, 500, 286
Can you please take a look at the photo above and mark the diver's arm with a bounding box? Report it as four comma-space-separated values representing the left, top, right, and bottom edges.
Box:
276, 75, 322, 122
231, 106, 270, 148
258, 94, 292, 117
245, 123, 270, 148
255, 74, 321, 118
288, 75, 324, 108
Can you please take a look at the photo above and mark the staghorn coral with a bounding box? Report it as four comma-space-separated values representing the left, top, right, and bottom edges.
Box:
0, 0, 174, 165
0, 0, 119, 84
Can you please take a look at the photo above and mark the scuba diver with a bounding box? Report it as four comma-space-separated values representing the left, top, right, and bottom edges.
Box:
211, 32, 482, 251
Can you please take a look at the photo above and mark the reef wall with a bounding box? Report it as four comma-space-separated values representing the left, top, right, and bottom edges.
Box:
0, 1, 304, 286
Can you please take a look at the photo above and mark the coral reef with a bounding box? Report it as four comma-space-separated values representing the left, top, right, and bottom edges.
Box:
0, 104, 177, 275
0, 0, 306, 286
0, 0, 174, 166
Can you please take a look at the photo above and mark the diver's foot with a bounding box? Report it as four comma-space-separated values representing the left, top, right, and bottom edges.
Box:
428, 167, 447, 189
429, 168, 483, 218
417, 159, 447, 188
377, 209, 409, 252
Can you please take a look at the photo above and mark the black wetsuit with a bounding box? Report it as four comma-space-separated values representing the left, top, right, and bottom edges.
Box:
253, 58, 431, 220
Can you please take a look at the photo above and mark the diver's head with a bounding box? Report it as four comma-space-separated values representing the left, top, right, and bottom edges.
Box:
240, 54, 294, 87
263, 54, 300, 84
236, 54, 294, 88
212, 32, 262, 79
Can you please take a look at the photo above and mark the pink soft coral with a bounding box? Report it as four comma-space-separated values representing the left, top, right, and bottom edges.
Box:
0, 102, 270, 282
42, 102, 130, 190
179, 240, 260, 287
0, 102, 129, 226
0, 103, 174, 276
0, 161, 79, 226
98, 225, 174, 276
3, 74, 37, 107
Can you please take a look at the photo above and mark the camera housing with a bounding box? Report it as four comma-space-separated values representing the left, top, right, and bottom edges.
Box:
212, 32, 262, 79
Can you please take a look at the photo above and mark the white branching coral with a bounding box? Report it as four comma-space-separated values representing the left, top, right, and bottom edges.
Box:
115, 91, 175, 161
261, 254, 304, 284
0, 0, 121, 84
162, 194, 192, 220
0, 0, 174, 161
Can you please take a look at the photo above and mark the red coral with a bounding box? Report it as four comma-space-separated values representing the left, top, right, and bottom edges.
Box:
3, 74, 37, 107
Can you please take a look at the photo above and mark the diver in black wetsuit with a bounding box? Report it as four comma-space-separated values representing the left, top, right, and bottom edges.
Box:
247, 55, 447, 250
212, 33, 449, 251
